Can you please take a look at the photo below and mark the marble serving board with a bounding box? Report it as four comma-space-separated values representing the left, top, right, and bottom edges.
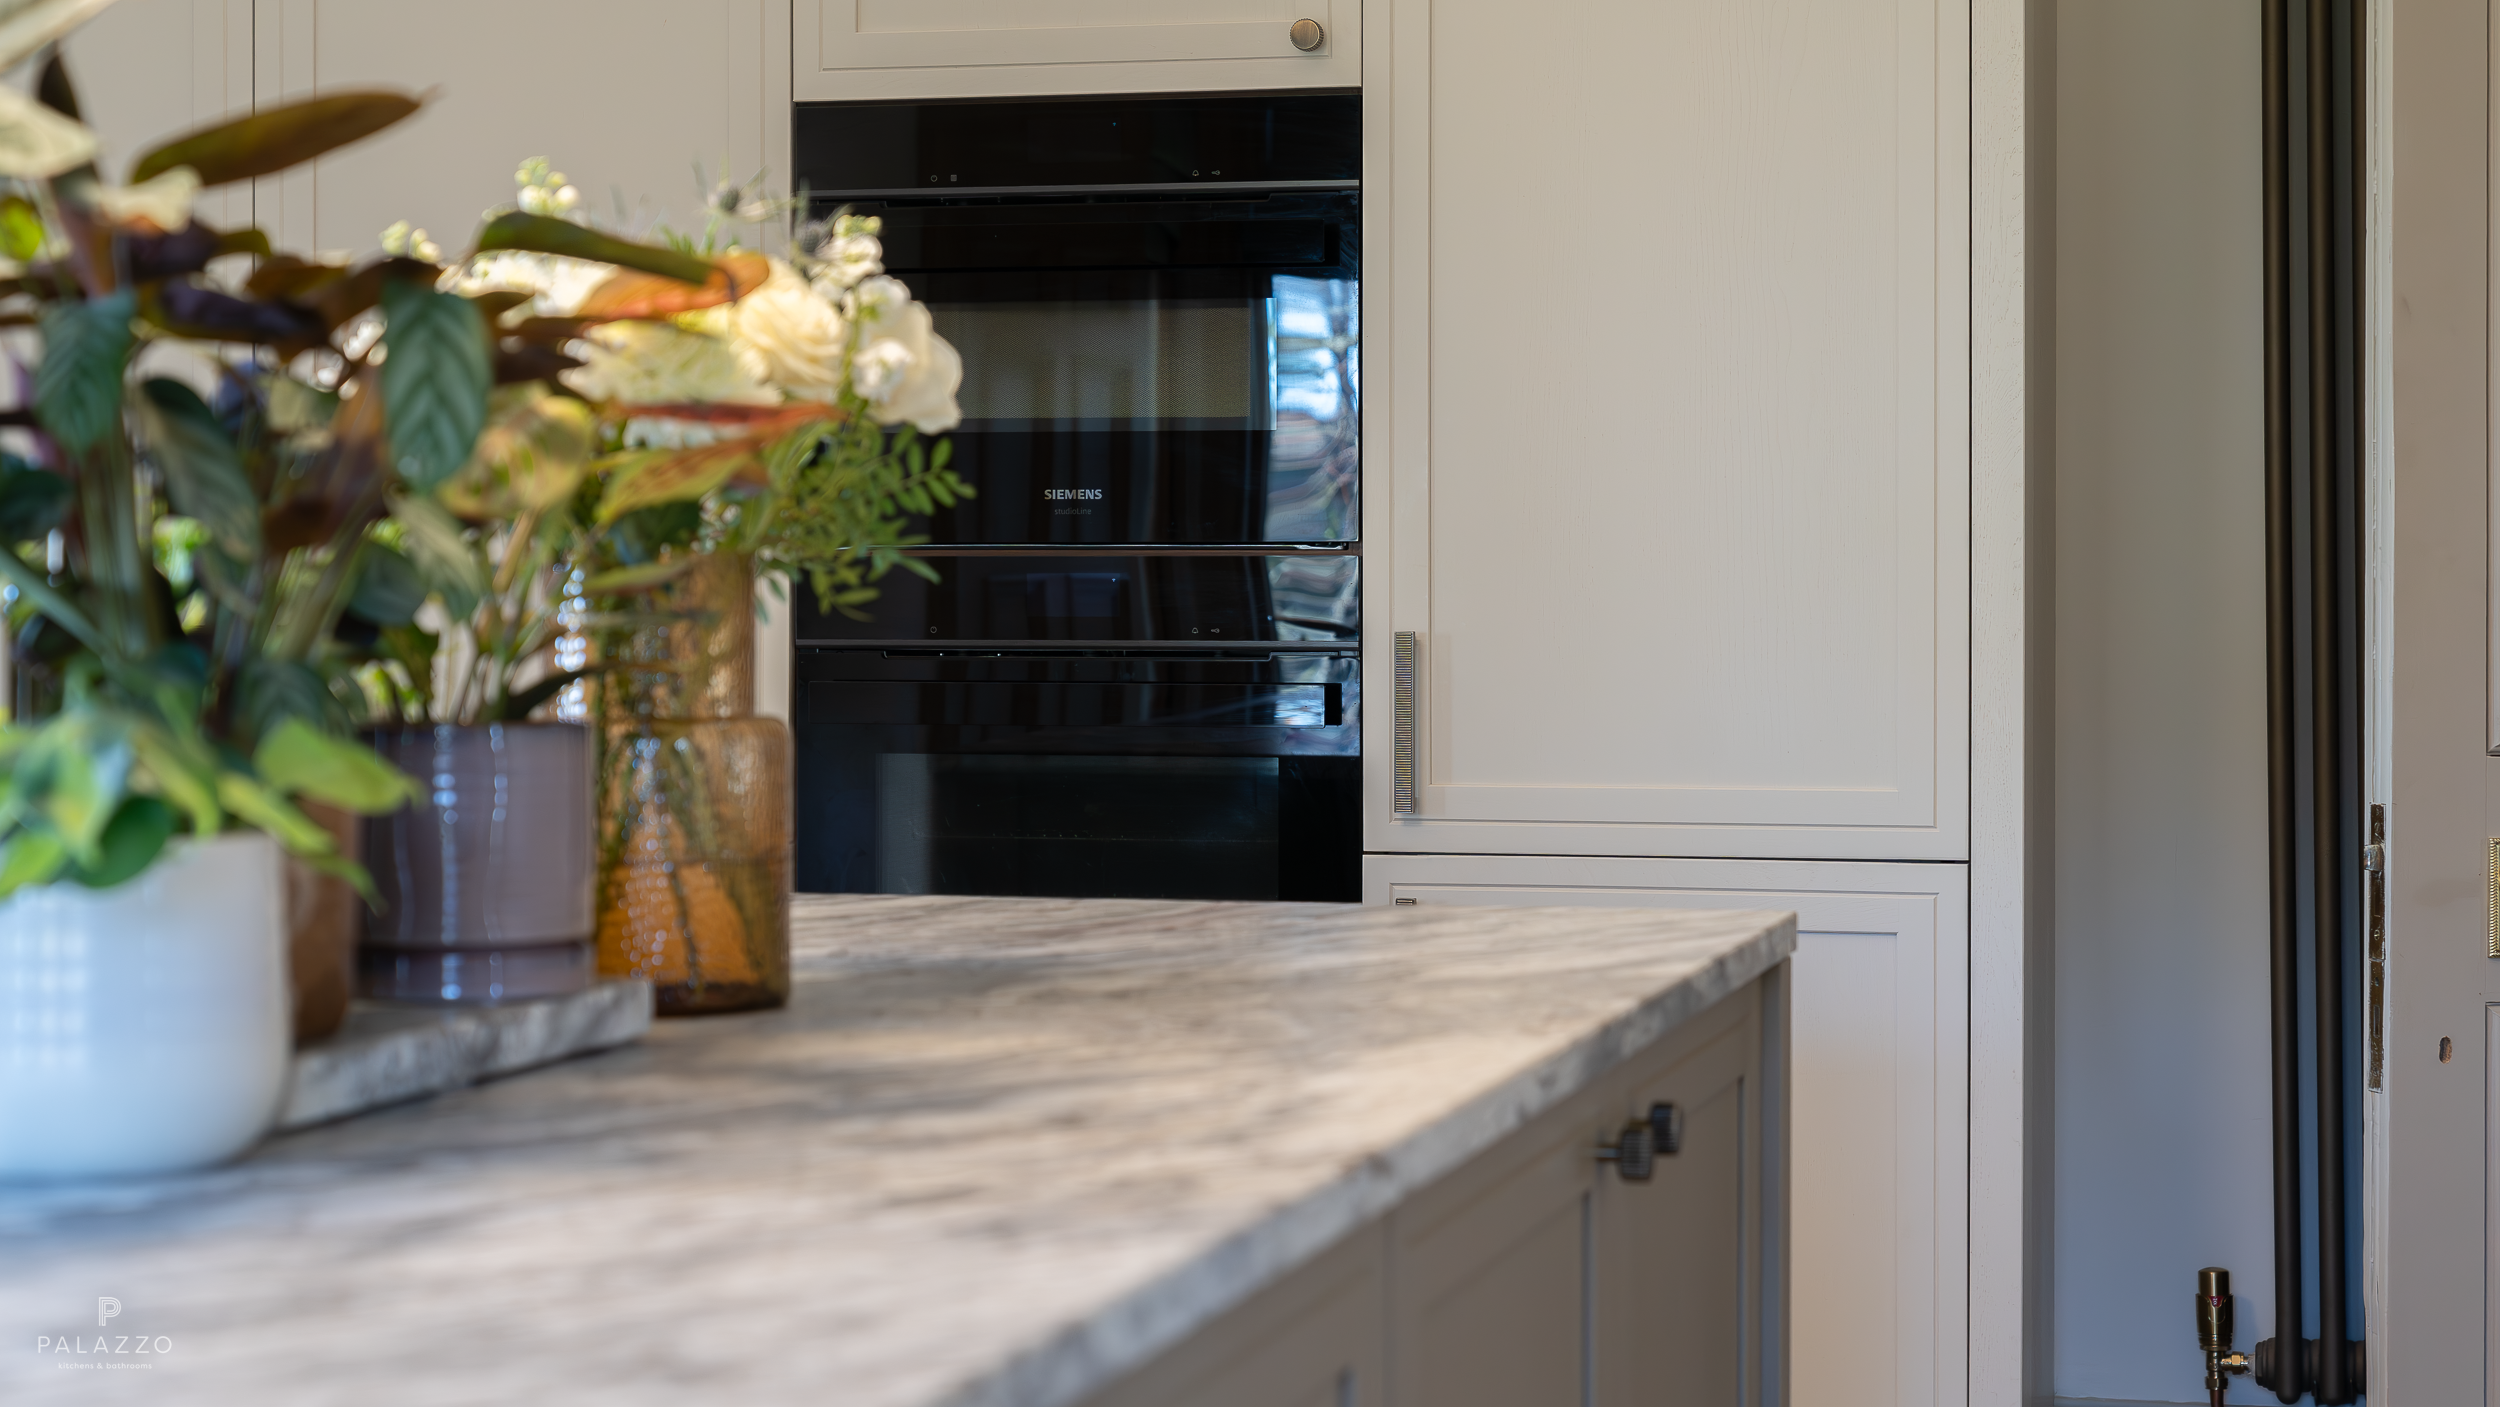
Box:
280, 980, 655, 1130
0, 895, 1792, 1407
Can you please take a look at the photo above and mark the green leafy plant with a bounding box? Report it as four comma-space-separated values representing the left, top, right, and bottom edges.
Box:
0, 34, 753, 896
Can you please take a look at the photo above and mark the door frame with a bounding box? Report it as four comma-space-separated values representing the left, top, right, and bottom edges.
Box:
2364, 0, 2490, 1396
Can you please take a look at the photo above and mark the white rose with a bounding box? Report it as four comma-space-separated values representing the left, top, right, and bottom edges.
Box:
850, 340, 913, 404
561, 320, 775, 407
728, 259, 848, 403
847, 279, 962, 434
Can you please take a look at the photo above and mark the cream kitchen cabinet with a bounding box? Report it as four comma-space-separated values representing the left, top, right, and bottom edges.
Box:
1362, 0, 1971, 863
1367, 853, 1967, 1407
1081, 965, 1782, 1407
1392, 990, 1775, 1407
794, 0, 1362, 103
69, 0, 792, 285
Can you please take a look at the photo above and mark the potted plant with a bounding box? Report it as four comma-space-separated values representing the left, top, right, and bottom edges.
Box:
0, 16, 729, 1172
347, 378, 608, 1006
352, 167, 969, 1015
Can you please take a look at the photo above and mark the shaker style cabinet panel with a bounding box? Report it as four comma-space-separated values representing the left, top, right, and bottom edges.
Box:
234, 0, 790, 265
795, 0, 1361, 102
1388, 986, 1776, 1407
1363, 0, 1971, 861
1390, 1129, 1591, 1406
1592, 1021, 1756, 1407
1367, 854, 1966, 1407
1082, 1225, 1385, 1407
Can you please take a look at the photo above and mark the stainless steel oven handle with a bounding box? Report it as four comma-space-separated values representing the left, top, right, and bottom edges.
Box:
1393, 632, 1419, 814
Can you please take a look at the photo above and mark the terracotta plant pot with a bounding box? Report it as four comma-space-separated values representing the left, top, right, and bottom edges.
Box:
285, 802, 362, 1045
0, 833, 290, 1177
359, 722, 596, 1005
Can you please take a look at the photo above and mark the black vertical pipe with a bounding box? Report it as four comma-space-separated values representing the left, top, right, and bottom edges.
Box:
2258, 0, 2306, 1396
2307, 0, 2356, 1394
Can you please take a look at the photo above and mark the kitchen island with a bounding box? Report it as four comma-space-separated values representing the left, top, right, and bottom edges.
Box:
0, 895, 1793, 1407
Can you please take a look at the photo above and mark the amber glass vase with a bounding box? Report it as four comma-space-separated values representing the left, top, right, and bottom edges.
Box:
594, 553, 793, 1014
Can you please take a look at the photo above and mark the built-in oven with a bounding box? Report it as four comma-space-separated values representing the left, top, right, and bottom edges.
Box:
791, 553, 1359, 901
793, 91, 1360, 544
790, 92, 1361, 903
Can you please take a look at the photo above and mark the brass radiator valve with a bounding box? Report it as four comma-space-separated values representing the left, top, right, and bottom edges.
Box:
2197, 1267, 2253, 1406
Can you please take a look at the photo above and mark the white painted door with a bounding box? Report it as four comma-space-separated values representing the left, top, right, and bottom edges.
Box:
794, 0, 1361, 102
1365, 854, 1966, 1407
2369, 0, 2497, 1393
1362, 0, 1970, 863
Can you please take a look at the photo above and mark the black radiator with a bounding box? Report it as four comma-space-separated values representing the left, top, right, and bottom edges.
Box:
2253, 0, 2367, 1397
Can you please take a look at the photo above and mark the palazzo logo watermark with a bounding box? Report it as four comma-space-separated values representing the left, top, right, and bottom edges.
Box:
31, 1298, 173, 1369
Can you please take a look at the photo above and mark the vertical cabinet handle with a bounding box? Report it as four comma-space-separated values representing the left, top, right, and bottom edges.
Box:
1393, 631, 1419, 813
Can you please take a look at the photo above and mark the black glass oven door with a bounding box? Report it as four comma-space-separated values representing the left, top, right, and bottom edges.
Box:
793, 649, 1359, 902
855, 196, 1359, 545
792, 552, 1359, 649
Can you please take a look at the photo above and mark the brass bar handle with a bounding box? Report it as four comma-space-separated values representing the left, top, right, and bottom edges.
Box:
1392, 631, 1418, 813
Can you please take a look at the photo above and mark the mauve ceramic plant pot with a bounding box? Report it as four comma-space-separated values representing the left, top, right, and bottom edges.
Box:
359, 723, 596, 1005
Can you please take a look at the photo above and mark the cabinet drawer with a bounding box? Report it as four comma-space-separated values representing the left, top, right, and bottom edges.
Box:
796, 0, 1361, 101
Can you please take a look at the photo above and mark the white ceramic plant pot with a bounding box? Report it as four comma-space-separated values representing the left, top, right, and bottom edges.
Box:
0, 833, 289, 1178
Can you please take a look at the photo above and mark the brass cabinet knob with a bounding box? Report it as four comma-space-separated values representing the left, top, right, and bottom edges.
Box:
1290, 18, 1325, 50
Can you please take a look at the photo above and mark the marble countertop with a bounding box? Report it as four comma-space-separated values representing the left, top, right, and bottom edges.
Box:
0, 895, 1794, 1407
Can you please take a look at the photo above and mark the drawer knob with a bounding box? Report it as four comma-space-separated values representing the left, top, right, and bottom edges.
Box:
1650, 1101, 1684, 1155
1598, 1120, 1655, 1182
1597, 1103, 1683, 1184
1291, 17, 1326, 50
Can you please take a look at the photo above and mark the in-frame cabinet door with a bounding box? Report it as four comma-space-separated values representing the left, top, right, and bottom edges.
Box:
1389, 1106, 1594, 1407
1367, 854, 1965, 1407
794, 0, 1361, 102
238, 0, 789, 260
1363, 0, 1970, 862
1081, 1225, 1385, 1407
1592, 1008, 1764, 1407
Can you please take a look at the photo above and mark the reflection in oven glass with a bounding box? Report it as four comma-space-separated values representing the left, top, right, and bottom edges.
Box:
1265, 274, 1359, 541
943, 299, 1269, 428
1267, 553, 1361, 642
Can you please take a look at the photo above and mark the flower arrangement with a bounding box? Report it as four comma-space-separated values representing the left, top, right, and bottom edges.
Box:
350, 163, 973, 729
380, 162, 977, 1016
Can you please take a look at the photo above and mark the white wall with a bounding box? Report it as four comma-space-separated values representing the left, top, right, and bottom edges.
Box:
2054, 2, 2274, 1402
